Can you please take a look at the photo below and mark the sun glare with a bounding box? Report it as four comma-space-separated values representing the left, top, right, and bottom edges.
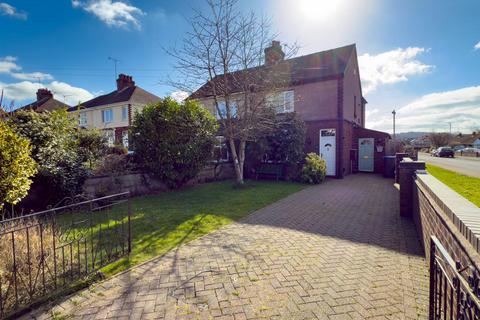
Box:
297, 0, 342, 21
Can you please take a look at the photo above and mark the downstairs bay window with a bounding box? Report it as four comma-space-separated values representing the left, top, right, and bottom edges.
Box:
213, 136, 229, 162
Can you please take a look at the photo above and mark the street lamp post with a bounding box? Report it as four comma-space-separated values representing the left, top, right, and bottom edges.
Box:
392, 110, 396, 141
392, 110, 396, 152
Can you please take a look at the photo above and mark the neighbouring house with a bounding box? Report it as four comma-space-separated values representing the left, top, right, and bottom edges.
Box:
474, 138, 480, 149
68, 74, 160, 148
191, 42, 390, 178
17, 88, 69, 112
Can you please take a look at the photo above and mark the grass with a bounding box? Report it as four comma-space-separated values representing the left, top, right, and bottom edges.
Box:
100, 179, 306, 275
426, 164, 480, 207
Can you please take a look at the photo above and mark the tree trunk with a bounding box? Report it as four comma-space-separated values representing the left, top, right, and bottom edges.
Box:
228, 138, 244, 184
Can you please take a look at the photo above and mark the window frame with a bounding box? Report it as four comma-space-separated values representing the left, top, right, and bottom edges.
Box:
102, 108, 114, 123
79, 111, 87, 126
213, 135, 230, 162
122, 130, 129, 149
104, 130, 115, 147
215, 100, 237, 120
268, 90, 295, 114
121, 105, 128, 122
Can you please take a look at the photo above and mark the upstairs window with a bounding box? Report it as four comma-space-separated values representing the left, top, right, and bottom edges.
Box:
121, 106, 128, 121
102, 108, 113, 123
268, 90, 294, 113
79, 112, 87, 126
216, 100, 237, 119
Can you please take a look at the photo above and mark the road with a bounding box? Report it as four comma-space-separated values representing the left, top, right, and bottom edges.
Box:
418, 152, 480, 178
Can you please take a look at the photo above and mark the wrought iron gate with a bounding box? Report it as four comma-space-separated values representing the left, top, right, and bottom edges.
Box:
429, 236, 480, 319
0, 192, 132, 319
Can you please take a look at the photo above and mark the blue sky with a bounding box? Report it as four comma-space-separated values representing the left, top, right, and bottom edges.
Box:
0, 0, 479, 133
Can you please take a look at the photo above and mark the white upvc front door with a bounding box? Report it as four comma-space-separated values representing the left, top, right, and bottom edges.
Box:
319, 129, 336, 176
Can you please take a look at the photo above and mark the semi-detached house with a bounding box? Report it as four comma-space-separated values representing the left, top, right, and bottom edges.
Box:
69, 74, 160, 148
192, 42, 391, 178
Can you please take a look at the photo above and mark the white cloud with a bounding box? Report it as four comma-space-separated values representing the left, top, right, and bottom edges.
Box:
0, 56, 53, 81
359, 47, 433, 95
0, 81, 94, 106
0, 2, 27, 19
475, 42, 480, 50
170, 90, 188, 103
366, 86, 480, 133
72, 0, 145, 29
10, 71, 54, 81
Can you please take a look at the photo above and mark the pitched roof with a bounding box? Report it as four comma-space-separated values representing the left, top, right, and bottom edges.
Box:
17, 97, 69, 112
191, 44, 356, 99
69, 86, 160, 111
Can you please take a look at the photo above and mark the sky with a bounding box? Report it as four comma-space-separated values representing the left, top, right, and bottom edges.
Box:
0, 0, 479, 134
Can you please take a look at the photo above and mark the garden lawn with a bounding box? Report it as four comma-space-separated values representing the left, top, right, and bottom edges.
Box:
426, 164, 480, 207
101, 180, 306, 275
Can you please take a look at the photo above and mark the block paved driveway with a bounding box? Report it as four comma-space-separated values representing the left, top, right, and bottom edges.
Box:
26, 174, 429, 320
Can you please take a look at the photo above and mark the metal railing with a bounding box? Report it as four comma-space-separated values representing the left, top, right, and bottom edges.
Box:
429, 236, 480, 319
0, 192, 132, 319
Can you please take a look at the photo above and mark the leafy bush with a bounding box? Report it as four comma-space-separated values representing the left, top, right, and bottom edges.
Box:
131, 98, 218, 188
9, 110, 88, 209
0, 121, 37, 209
77, 128, 108, 168
247, 113, 306, 165
94, 154, 136, 176
108, 144, 128, 155
301, 153, 326, 184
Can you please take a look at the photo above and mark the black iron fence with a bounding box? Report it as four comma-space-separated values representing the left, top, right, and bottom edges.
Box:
0, 192, 132, 319
429, 236, 480, 319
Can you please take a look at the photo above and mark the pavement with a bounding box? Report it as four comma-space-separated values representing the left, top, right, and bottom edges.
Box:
23, 174, 429, 320
418, 152, 480, 178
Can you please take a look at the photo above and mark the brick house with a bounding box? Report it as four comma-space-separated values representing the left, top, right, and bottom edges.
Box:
68, 74, 160, 148
192, 42, 390, 178
17, 88, 69, 112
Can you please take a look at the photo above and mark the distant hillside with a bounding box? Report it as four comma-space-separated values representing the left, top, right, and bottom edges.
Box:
396, 132, 430, 140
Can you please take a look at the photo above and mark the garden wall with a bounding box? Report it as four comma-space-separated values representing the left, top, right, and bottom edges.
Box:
398, 157, 480, 271
83, 162, 235, 197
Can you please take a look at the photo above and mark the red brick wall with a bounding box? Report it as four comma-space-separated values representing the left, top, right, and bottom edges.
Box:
412, 174, 480, 272
342, 49, 363, 126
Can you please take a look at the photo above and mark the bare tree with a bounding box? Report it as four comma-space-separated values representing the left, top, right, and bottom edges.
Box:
429, 132, 452, 148
167, 0, 297, 184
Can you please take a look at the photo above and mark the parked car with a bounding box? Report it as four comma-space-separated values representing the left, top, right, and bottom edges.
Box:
453, 145, 465, 152
463, 147, 480, 153
435, 147, 455, 158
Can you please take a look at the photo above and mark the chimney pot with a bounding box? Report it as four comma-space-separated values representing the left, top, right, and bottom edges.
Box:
36, 88, 53, 101
116, 74, 136, 91
264, 40, 285, 66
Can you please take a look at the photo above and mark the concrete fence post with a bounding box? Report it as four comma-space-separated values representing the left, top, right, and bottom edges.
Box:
398, 158, 426, 217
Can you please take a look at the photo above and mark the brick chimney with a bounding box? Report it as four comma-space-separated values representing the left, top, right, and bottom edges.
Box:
264, 41, 285, 66
36, 88, 53, 101
116, 74, 135, 91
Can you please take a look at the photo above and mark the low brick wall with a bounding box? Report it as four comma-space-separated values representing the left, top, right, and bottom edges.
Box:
398, 155, 480, 271
83, 163, 235, 198
412, 173, 480, 269
456, 151, 480, 158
